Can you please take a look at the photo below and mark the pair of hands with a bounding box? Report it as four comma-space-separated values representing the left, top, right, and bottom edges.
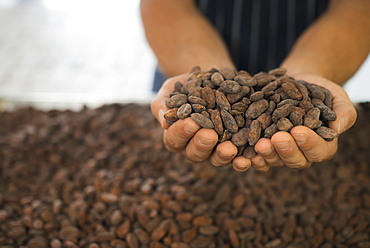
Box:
151, 73, 357, 172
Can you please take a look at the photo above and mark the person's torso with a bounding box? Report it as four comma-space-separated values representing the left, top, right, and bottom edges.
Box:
196, 0, 329, 74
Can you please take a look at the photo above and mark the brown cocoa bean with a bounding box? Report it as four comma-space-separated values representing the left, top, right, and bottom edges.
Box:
304, 83, 326, 101
188, 96, 207, 106
220, 110, 238, 133
201, 86, 216, 109
215, 90, 231, 111
151, 219, 171, 241
248, 120, 261, 146
219, 67, 236, 80
250, 91, 264, 102
304, 108, 321, 129
164, 108, 179, 123
312, 98, 337, 121
281, 82, 303, 100
243, 145, 257, 159
234, 74, 257, 87
232, 102, 248, 112
299, 100, 314, 113
231, 128, 249, 146
295, 81, 310, 102
174, 81, 183, 93
272, 104, 294, 122
190, 113, 214, 129
315, 126, 339, 141
268, 67, 287, 76
277, 118, 294, 132
211, 72, 224, 86
277, 99, 299, 108
219, 80, 241, 94
257, 113, 272, 130
227, 86, 250, 104
191, 104, 206, 114
289, 110, 304, 126
165, 94, 188, 108
188, 86, 202, 97
269, 93, 281, 103
264, 123, 279, 138
177, 104, 192, 119
235, 114, 245, 128
209, 109, 224, 135
245, 99, 269, 119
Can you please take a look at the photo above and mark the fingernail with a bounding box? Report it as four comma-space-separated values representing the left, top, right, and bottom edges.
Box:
184, 123, 199, 134
292, 133, 307, 145
198, 136, 214, 146
275, 141, 289, 151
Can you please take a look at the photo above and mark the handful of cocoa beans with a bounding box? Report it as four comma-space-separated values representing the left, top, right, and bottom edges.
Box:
164, 66, 338, 159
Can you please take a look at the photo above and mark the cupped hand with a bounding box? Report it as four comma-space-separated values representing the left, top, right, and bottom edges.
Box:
233, 73, 357, 172
151, 74, 238, 166
151, 73, 357, 172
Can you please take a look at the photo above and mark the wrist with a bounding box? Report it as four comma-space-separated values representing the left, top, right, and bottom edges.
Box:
280, 57, 334, 83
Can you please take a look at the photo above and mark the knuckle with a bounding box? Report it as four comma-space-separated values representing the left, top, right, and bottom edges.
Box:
286, 159, 307, 169
164, 138, 183, 152
187, 155, 206, 163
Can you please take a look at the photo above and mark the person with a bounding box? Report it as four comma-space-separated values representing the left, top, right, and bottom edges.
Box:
140, 0, 369, 172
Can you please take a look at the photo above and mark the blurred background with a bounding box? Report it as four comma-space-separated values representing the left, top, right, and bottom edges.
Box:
0, 0, 369, 111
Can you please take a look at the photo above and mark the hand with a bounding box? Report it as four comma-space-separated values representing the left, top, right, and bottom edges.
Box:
232, 73, 357, 172
151, 74, 238, 166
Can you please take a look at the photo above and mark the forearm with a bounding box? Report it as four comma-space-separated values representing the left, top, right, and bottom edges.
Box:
140, 0, 234, 77
281, 0, 370, 85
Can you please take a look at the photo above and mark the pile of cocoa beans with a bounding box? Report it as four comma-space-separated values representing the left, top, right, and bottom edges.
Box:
164, 66, 338, 158
0, 103, 369, 247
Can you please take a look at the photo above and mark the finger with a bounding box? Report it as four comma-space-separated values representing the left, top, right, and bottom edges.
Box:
330, 94, 357, 134
250, 154, 271, 172
254, 138, 285, 167
294, 74, 357, 134
232, 156, 252, 171
271, 131, 311, 169
209, 141, 238, 167
151, 75, 187, 129
290, 126, 338, 163
185, 128, 219, 163
163, 117, 200, 153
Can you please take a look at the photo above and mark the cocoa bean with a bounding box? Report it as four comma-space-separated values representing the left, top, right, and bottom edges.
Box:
215, 90, 231, 111
243, 145, 257, 159
188, 96, 207, 106
248, 120, 262, 146
190, 113, 214, 129
200, 87, 216, 109
281, 82, 303, 101
231, 128, 249, 146
304, 108, 321, 129
245, 99, 269, 119
219, 80, 241, 94
315, 126, 339, 141
177, 104, 192, 119
277, 118, 294, 132
219, 67, 236, 80
220, 110, 238, 133
1, 98, 367, 248
209, 109, 224, 135
211, 72, 224, 86
165, 94, 188, 108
